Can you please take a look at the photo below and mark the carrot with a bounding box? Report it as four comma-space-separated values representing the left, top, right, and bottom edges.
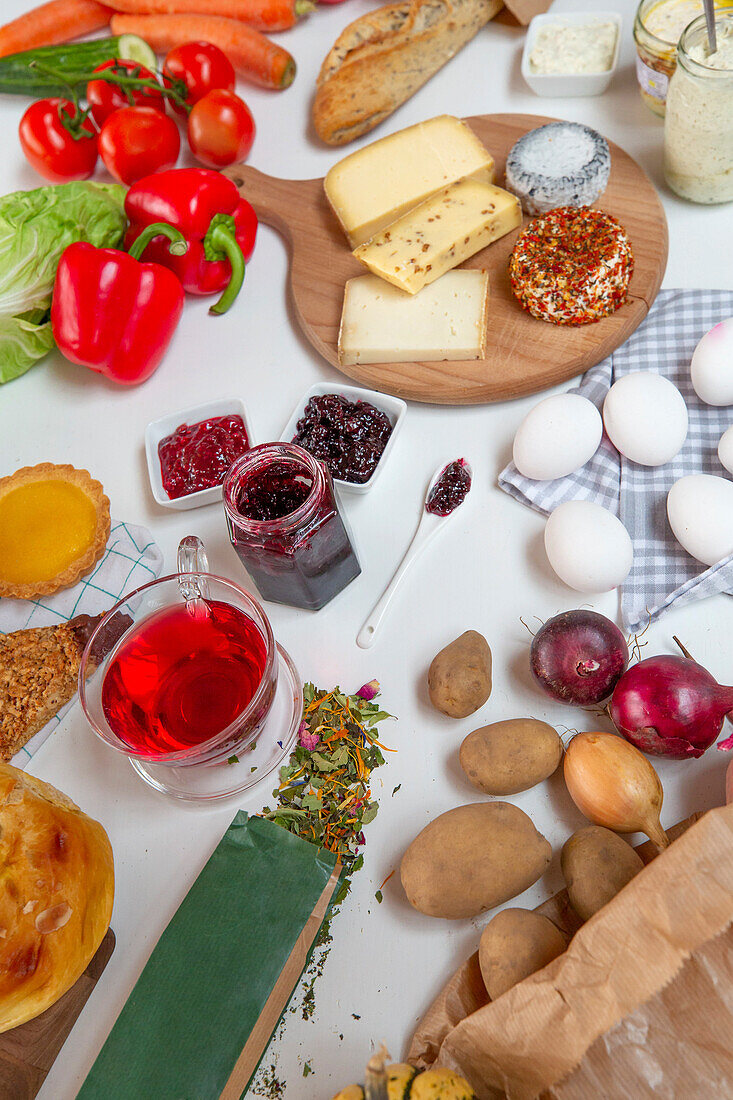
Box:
0, 0, 112, 57
110, 12, 295, 86
105, 0, 313, 34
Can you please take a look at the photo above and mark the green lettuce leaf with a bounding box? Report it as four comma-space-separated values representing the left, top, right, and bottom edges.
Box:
0, 182, 127, 383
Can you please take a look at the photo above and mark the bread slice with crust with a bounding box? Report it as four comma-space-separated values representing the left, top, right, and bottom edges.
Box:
313, 0, 504, 145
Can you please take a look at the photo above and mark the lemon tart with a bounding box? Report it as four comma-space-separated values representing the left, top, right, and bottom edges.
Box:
0, 464, 110, 599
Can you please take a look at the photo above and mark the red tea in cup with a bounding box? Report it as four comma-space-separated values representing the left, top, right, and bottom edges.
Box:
101, 600, 267, 756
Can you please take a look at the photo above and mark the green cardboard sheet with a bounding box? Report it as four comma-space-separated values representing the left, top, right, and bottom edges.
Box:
78, 812, 340, 1100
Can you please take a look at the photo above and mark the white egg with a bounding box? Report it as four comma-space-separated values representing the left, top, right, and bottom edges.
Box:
603, 372, 688, 466
512, 393, 602, 480
667, 474, 733, 567
691, 317, 733, 406
719, 425, 733, 475
544, 500, 633, 593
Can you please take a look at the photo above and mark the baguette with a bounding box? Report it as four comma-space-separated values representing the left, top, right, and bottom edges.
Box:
313, 0, 503, 146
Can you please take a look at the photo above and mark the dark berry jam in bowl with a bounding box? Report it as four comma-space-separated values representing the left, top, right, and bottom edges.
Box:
426, 458, 473, 517
292, 393, 394, 484
223, 443, 361, 611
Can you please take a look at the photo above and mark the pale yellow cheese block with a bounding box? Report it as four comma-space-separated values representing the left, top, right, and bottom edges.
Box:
353, 178, 521, 295
324, 115, 495, 248
338, 270, 489, 365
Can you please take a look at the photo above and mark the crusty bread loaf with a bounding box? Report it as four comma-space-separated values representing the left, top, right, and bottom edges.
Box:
313, 0, 504, 145
0, 764, 114, 1032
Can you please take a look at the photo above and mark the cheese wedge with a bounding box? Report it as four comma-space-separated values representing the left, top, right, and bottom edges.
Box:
324, 116, 495, 248
338, 271, 490, 365
353, 178, 522, 295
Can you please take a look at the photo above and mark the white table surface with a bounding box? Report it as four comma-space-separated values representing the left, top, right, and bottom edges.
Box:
1, 0, 732, 1095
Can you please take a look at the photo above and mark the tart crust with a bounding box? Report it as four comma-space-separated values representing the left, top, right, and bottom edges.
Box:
0, 463, 110, 600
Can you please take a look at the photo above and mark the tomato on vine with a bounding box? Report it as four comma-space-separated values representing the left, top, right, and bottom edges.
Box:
19, 98, 97, 183
163, 41, 235, 117
98, 106, 180, 185
87, 59, 165, 128
187, 89, 255, 168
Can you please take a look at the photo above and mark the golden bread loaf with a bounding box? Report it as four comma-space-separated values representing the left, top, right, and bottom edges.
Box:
0, 764, 114, 1032
313, 0, 504, 145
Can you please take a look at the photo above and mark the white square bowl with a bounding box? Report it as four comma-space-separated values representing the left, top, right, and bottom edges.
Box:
145, 397, 254, 511
280, 383, 407, 495
521, 11, 622, 98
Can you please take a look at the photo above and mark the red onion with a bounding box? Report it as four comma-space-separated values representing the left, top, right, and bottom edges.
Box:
530, 610, 628, 706
610, 649, 733, 759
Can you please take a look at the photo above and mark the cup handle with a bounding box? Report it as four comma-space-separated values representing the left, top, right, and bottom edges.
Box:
177, 535, 211, 604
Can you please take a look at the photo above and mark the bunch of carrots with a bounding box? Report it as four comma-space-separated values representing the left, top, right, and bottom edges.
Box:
0, 0, 319, 89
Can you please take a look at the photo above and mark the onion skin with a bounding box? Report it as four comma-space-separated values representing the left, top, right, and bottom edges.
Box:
564, 731, 668, 849
530, 610, 628, 707
727, 758, 733, 806
610, 655, 733, 760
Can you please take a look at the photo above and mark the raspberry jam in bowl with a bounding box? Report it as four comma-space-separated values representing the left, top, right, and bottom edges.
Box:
159, 414, 250, 500
144, 398, 253, 512
223, 443, 361, 611
79, 536, 302, 801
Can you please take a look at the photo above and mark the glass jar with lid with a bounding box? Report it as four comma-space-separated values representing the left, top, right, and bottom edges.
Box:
634, 0, 733, 115
664, 11, 733, 203
223, 442, 361, 611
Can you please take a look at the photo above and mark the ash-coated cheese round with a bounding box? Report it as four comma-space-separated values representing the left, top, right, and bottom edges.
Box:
505, 123, 611, 215
513, 393, 603, 480
509, 206, 634, 326
603, 372, 688, 466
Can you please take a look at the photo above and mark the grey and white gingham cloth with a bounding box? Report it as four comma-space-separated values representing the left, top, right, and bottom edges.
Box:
0, 520, 163, 766
499, 289, 733, 632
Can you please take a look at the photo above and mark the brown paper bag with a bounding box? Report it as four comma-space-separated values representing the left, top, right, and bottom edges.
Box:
409, 809, 733, 1099
501, 0, 552, 25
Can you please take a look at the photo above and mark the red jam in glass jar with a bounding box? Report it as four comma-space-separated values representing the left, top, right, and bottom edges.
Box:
223, 443, 361, 611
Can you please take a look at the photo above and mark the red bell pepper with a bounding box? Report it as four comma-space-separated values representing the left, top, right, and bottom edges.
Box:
124, 168, 257, 316
51, 224, 188, 386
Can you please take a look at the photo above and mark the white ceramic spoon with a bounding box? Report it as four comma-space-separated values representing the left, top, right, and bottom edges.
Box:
356, 459, 472, 649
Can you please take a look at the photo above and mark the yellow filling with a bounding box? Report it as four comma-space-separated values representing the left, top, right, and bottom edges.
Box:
0, 480, 97, 585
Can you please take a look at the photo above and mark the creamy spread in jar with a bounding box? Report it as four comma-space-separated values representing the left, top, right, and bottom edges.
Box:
664, 15, 733, 202
529, 22, 618, 74
645, 0, 710, 43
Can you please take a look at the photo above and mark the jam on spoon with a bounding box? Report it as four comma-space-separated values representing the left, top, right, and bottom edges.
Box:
425, 458, 472, 516
159, 414, 250, 500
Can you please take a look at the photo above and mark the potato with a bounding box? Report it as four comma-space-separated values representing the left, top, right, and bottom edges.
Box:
478, 908, 566, 999
401, 802, 551, 919
459, 718, 562, 795
428, 630, 492, 718
561, 825, 644, 922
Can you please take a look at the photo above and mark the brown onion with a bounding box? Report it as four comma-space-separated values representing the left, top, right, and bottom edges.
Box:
564, 731, 668, 849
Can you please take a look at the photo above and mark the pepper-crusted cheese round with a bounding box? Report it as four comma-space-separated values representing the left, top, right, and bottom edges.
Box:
509, 206, 634, 326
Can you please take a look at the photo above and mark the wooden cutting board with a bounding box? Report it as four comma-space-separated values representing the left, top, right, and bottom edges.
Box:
0, 929, 115, 1099
226, 113, 668, 406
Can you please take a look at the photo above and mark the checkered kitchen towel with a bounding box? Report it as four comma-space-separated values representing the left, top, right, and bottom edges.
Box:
0, 520, 163, 765
499, 289, 733, 633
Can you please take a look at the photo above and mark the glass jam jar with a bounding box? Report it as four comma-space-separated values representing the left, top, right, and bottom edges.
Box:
223, 442, 361, 611
634, 0, 733, 115
664, 12, 733, 202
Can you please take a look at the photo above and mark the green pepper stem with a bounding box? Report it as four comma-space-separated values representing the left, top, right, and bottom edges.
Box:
128, 223, 188, 261
207, 223, 246, 316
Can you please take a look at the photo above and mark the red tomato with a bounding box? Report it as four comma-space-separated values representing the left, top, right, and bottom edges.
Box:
163, 41, 235, 117
19, 98, 97, 183
87, 59, 165, 129
98, 106, 180, 185
187, 89, 255, 169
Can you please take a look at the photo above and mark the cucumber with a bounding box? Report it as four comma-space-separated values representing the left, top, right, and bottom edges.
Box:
0, 35, 156, 98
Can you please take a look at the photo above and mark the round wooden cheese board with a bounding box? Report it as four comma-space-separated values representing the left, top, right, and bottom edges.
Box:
225, 113, 668, 406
